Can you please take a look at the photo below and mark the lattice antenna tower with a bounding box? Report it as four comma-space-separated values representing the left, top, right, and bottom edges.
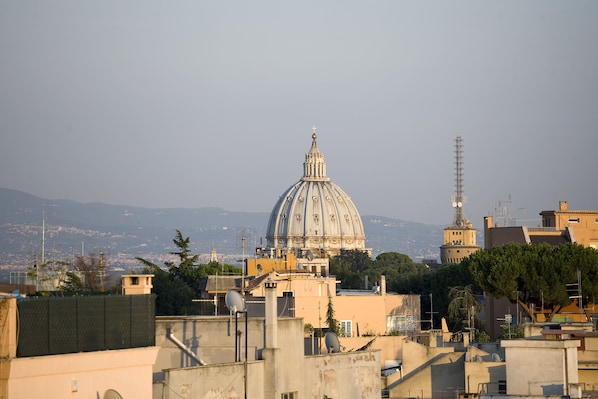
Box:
451, 135, 467, 227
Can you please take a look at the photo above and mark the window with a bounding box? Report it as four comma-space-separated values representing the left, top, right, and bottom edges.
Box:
281, 392, 297, 399
340, 320, 353, 337
131, 276, 139, 285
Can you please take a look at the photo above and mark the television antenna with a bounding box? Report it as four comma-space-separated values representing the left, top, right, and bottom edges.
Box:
225, 289, 248, 399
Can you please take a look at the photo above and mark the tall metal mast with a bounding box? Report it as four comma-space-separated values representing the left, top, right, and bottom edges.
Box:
451, 136, 467, 227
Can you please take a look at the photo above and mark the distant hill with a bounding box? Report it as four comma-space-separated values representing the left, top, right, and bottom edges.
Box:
0, 187, 443, 271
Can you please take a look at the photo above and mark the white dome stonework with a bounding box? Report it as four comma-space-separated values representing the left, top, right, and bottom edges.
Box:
266, 129, 367, 257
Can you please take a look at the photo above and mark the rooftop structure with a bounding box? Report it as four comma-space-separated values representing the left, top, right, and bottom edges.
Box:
484, 201, 598, 249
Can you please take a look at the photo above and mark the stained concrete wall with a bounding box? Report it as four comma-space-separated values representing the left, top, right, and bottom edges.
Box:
401, 338, 455, 375
502, 339, 580, 396
304, 351, 381, 399
387, 351, 465, 398
160, 361, 263, 399
154, 316, 381, 399
339, 335, 404, 367
464, 362, 506, 394
154, 316, 304, 372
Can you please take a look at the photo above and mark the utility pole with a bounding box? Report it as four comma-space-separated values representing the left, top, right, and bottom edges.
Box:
99, 251, 105, 292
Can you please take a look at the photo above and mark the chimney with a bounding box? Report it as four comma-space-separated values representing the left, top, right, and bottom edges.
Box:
265, 279, 278, 349
559, 201, 568, 211
381, 275, 387, 296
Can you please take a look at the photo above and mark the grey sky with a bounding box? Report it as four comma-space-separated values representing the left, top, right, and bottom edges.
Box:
1, 1, 597, 227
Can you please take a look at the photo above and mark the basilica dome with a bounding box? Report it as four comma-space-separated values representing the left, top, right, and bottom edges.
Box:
266, 129, 366, 257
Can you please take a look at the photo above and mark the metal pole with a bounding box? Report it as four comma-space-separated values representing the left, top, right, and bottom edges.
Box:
235, 311, 239, 362
244, 311, 248, 399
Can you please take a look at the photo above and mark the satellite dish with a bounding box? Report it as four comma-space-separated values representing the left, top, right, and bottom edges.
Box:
325, 332, 341, 353
491, 353, 502, 362
225, 290, 246, 313
257, 264, 263, 276
452, 202, 457, 208
297, 263, 303, 270
104, 389, 123, 399
306, 250, 314, 261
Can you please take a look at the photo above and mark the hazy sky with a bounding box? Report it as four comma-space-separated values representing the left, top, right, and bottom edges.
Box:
1, 1, 597, 227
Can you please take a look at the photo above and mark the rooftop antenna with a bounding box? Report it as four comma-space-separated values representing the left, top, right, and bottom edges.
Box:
225, 289, 248, 399
493, 194, 514, 227
451, 135, 467, 227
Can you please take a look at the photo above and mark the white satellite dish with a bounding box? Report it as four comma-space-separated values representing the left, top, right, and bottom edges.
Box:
225, 290, 246, 313
325, 332, 341, 353
306, 250, 314, 261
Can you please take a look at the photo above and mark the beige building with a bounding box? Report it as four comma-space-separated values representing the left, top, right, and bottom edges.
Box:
384, 326, 598, 399
153, 279, 382, 399
484, 201, 598, 249
245, 271, 420, 337
501, 339, 581, 397
0, 292, 158, 399
482, 201, 598, 339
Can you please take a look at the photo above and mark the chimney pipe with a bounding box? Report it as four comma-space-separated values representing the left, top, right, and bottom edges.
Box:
265, 279, 278, 349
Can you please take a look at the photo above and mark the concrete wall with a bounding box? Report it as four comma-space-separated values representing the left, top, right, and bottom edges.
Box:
155, 316, 304, 372
304, 351, 381, 399
464, 361, 506, 394
502, 339, 580, 396
387, 351, 465, 399
0, 295, 17, 359
154, 315, 381, 399
159, 361, 264, 399
340, 335, 404, 367
401, 338, 455, 375
1, 346, 158, 399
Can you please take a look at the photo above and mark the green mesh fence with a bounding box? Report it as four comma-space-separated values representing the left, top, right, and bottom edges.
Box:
17, 295, 155, 357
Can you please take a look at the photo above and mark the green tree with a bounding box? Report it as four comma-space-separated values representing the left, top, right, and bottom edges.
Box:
59, 271, 84, 292
467, 242, 598, 322
137, 230, 242, 315
325, 294, 340, 335
165, 230, 202, 290
447, 285, 483, 333
329, 249, 373, 289
429, 262, 479, 329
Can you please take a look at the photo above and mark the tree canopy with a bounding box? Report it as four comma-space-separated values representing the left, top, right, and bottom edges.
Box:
465, 242, 598, 321
136, 229, 241, 316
